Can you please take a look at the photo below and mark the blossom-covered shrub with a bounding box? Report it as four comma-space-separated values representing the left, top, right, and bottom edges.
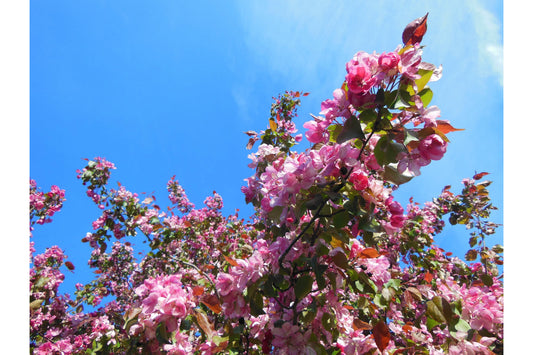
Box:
30, 14, 503, 354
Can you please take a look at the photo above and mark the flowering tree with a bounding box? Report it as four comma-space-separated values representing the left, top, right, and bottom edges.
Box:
30, 14, 503, 354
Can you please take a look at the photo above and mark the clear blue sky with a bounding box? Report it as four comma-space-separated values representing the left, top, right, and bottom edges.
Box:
28, 1, 503, 300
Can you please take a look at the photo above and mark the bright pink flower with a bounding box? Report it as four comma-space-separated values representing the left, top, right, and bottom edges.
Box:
418, 134, 447, 161
303, 119, 329, 144
345, 52, 378, 94
348, 170, 369, 191
378, 51, 400, 71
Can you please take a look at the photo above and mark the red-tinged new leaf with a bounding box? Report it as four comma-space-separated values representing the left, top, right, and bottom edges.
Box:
424, 271, 433, 283
358, 248, 380, 259
223, 255, 239, 267
402, 13, 429, 46
436, 120, 464, 134
373, 320, 391, 352
303, 92, 309, 96
201, 294, 222, 314
402, 324, 413, 333
353, 318, 373, 331
473, 172, 490, 180
193, 286, 205, 296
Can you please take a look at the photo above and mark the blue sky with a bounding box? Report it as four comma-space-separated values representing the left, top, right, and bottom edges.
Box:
21, 0, 508, 322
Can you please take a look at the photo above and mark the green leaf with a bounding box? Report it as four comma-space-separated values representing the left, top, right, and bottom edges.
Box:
332, 210, 352, 228
306, 195, 324, 211
382, 164, 414, 185
359, 109, 377, 124
480, 273, 494, 287
426, 296, 453, 325
426, 316, 440, 331
34, 276, 50, 289
384, 278, 402, 291
374, 135, 407, 166
311, 257, 328, 290
294, 275, 314, 299
398, 87, 414, 106
337, 116, 365, 144
249, 289, 265, 316
30, 298, 44, 310
321, 312, 335, 332
328, 124, 343, 143
403, 128, 419, 146
415, 69, 434, 92
419, 87, 433, 107
453, 318, 471, 332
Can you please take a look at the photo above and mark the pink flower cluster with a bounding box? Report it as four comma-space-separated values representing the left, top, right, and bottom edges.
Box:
167, 176, 195, 213
30, 180, 66, 226
133, 274, 195, 341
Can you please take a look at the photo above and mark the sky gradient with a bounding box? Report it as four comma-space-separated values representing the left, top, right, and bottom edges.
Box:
28, 0, 503, 313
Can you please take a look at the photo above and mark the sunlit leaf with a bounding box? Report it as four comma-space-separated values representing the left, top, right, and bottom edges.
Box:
223, 255, 239, 267
357, 248, 380, 259
269, 119, 278, 131
436, 120, 465, 134
424, 272, 433, 283
419, 87, 433, 106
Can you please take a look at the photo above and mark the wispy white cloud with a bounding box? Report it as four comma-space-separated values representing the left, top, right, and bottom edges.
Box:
466, 0, 503, 85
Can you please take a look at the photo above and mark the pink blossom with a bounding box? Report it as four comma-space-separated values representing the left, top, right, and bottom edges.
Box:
418, 134, 447, 161
349, 170, 369, 190
303, 119, 329, 144
320, 88, 352, 120
345, 52, 378, 94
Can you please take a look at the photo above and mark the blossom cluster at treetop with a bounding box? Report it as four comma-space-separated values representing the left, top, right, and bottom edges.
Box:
30, 14, 503, 354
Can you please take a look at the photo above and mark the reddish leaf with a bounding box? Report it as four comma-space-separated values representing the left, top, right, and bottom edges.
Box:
424, 271, 434, 283
358, 248, 380, 259
183, 220, 192, 228
65, 261, 75, 271
436, 120, 465, 134
372, 320, 391, 352
402, 13, 429, 46
201, 294, 222, 314
402, 324, 413, 333
473, 172, 490, 180
223, 255, 239, 267
303, 92, 310, 96
193, 286, 205, 296
152, 224, 164, 231
353, 318, 373, 331
195, 310, 216, 339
